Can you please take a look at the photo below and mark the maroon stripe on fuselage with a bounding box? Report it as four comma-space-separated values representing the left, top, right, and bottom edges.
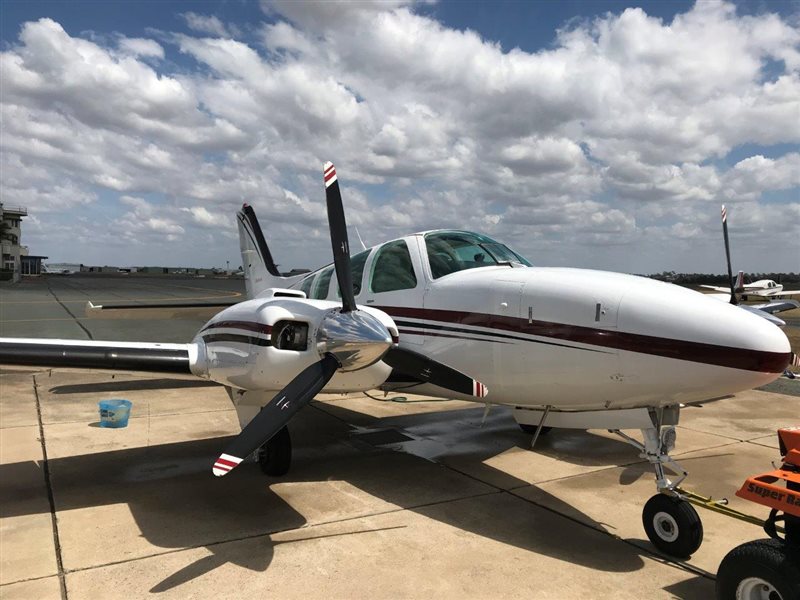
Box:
397, 328, 511, 344
201, 320, 272, 335
379, 306, 790, 374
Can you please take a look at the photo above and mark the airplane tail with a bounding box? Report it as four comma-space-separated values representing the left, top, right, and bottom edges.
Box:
236, 204, 308, 299
734, 270, 744, 294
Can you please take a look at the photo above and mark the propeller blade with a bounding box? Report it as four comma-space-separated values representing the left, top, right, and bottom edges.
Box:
383, 346, 488, 399
212, 354, 340, 476
720, 205, 737, 305
324, 162, 356, 313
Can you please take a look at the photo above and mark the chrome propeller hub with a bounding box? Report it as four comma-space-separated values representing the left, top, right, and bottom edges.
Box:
315, 308, 392, 371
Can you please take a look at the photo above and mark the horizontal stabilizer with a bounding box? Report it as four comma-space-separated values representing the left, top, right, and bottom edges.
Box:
0, 338, 192, 374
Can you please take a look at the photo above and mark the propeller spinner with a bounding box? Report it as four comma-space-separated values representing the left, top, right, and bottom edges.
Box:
212, 162, 487, 477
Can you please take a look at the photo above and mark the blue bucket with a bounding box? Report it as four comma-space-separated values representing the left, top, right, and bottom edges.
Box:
98, 399, 132, 428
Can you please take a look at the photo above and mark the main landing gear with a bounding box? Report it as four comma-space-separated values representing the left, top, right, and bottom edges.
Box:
611, 409, 704, 558
257, 426, 292, 476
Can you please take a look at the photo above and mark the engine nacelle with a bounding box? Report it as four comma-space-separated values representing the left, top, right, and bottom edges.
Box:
188, 296, 396, 392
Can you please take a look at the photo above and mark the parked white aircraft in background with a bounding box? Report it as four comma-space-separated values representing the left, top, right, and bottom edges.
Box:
702, 205, 799, 304
1, 165, 794, 560
702, 274, 798, 300
42, 263, 80, 275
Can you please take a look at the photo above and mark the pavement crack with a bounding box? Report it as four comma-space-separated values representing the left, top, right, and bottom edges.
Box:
45, 280, 94, 340
33, 374, 69, 600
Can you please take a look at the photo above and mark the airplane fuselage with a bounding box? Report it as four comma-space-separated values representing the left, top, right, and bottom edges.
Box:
193, 231, 791, 412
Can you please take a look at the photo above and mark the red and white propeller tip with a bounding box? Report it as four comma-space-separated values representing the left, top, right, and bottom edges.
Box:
323, 161, 337, 188
213, 453, 243, 477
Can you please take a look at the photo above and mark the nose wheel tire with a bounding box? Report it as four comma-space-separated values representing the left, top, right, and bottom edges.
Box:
642, 493, 703, 558
715, 538, 800, 600
257, 425, 292, 476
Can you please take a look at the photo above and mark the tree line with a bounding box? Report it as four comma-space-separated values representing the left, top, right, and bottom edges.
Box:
648, 272, 800, 284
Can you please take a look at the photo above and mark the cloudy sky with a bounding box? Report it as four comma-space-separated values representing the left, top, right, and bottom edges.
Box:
2, 0, 798, 274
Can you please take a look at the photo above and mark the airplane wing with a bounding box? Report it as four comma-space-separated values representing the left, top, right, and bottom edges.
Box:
0, 338, 193, 373
85, 301, 236, 320
705, 294, 791, 325
750, 299, 800, 314
759, 289, 800, 299
700, 285, 732, 293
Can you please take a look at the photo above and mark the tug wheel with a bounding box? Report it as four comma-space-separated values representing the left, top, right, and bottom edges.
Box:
716, 539, 800, 600
258, 426, 292, 476
642, 493, 703, 558
518, 424, 552, 436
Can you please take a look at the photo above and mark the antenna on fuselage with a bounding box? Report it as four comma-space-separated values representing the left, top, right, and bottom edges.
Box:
354, 227, 368, 252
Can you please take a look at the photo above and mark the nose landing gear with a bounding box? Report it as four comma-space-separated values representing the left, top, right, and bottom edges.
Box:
612, 421, 704, 558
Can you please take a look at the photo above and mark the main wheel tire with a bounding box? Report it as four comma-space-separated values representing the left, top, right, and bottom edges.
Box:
716, 538, 800, 600
518, 424, 552, 436
642, 493, 703, 558
258, 426, 292, 476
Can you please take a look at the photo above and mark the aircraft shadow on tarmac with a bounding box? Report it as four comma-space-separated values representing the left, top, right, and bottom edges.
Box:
2, 402, 680, 593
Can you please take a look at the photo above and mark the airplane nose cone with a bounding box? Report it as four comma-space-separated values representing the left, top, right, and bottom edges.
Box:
618, 281, 791, 403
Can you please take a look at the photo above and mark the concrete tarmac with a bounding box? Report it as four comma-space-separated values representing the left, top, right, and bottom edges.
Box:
1, 276, 799, 599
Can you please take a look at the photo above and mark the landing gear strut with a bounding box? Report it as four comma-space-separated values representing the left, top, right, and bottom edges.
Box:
257, 426, 292, 476
612, 408, 704, 558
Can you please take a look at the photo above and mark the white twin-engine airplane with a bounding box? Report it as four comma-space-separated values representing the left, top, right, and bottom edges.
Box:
0, 163, 794, 559
702, 205, 799, 306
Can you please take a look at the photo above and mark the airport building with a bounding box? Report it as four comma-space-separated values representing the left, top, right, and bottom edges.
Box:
0, 203, 47, 280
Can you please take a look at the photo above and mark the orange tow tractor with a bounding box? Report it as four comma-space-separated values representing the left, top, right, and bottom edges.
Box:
704, 427, 800, 600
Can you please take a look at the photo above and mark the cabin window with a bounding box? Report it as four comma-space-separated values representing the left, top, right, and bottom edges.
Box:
370, 240, 417, 293
336, 249, 370, 298
298, 274, 314, 297
425, 231, 531, 279
312, 266, 334, 299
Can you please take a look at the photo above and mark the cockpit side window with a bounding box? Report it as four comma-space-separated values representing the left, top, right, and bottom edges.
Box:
425, 231, 531, 279
336, 249, 370, 298
370, 240, 417, 293
312, 266, 334, 299
298, 274, 314, 297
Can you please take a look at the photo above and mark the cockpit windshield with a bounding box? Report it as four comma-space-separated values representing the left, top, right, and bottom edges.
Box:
425, 231, 531, 279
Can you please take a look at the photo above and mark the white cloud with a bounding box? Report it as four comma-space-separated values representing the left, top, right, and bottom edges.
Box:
181, 206, 230, 228
117, 36, 164, 59
2, 3, 799, 272
181, 12, 231, 38
722, 153, 800, 201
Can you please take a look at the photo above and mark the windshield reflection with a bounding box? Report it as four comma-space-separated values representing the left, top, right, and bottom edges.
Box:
425, 231, 531, 279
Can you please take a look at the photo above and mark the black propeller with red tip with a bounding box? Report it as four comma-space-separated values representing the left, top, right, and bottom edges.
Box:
324, 162, 356, 313
721, 204, 738, 306
212, 162, 487, 477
